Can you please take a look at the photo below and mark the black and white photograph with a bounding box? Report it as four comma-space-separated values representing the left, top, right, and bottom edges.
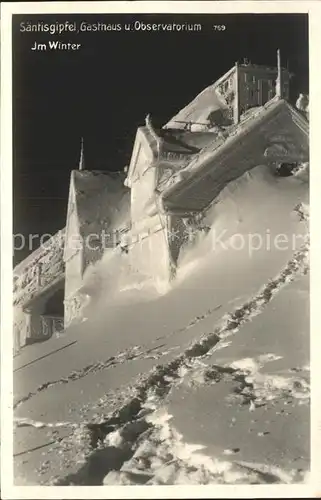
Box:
1, 1, 320, 497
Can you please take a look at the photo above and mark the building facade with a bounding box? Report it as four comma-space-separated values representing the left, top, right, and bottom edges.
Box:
215, 60, 290, 124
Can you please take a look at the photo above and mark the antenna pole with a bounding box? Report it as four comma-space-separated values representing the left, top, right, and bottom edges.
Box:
276, 49, 283, 99
233, 62, 240, 124
79, 137, 85, 171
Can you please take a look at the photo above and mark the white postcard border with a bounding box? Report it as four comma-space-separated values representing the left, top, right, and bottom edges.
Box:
1, 1, 321, 498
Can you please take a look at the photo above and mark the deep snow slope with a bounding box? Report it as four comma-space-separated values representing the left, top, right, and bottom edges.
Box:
13, 165, 310, 486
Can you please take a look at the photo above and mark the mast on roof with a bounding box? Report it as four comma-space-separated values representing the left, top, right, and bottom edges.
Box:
78, 137, 85, 171
233, 61, 240, 125
276, 49, 283, 99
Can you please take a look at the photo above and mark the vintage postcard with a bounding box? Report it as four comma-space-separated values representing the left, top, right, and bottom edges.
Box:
1, 1, 321, 498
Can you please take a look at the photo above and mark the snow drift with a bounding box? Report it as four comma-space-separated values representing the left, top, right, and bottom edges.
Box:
13, 162, 310, 486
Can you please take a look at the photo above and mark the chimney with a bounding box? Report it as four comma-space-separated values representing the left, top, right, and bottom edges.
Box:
79, 137, 85, 171
276, 49, 283, 99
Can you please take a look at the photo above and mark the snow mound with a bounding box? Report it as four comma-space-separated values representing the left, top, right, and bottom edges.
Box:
175, 164, 308, 283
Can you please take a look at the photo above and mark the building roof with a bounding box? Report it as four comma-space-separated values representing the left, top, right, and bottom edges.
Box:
161, 98, 309, 214
160, 129, 218, 155
125, 123, 218, 188
71, 170, 130, 239
164, 82, 230, 130
14, 228, 65, 276
164, 59, 291, 131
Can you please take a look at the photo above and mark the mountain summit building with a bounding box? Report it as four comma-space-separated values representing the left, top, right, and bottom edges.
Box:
166, 50, 291, 131
13, 52, 309, 352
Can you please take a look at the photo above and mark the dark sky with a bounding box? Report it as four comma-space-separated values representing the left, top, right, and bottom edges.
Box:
12, 13, 309, 265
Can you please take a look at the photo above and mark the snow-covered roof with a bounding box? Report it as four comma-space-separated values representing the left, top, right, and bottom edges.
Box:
125, 124, 218, 189
138, 125, 218, 156
161, 99, 309, 214
14, 228, 65, 276
165, 82, 230, 130
160, 129, 218, 155
164, 61, 291, 131
71, 170, 130, 239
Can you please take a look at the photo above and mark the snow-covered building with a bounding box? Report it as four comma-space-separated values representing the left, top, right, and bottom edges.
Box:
166, 50, 290, 130
13, 51, 309, 350
63, 166, 130, 327
13, 229, 65, 351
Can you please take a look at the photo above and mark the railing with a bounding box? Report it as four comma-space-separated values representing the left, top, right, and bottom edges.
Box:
13, 229, 65, 307
40, 315, 64, 338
